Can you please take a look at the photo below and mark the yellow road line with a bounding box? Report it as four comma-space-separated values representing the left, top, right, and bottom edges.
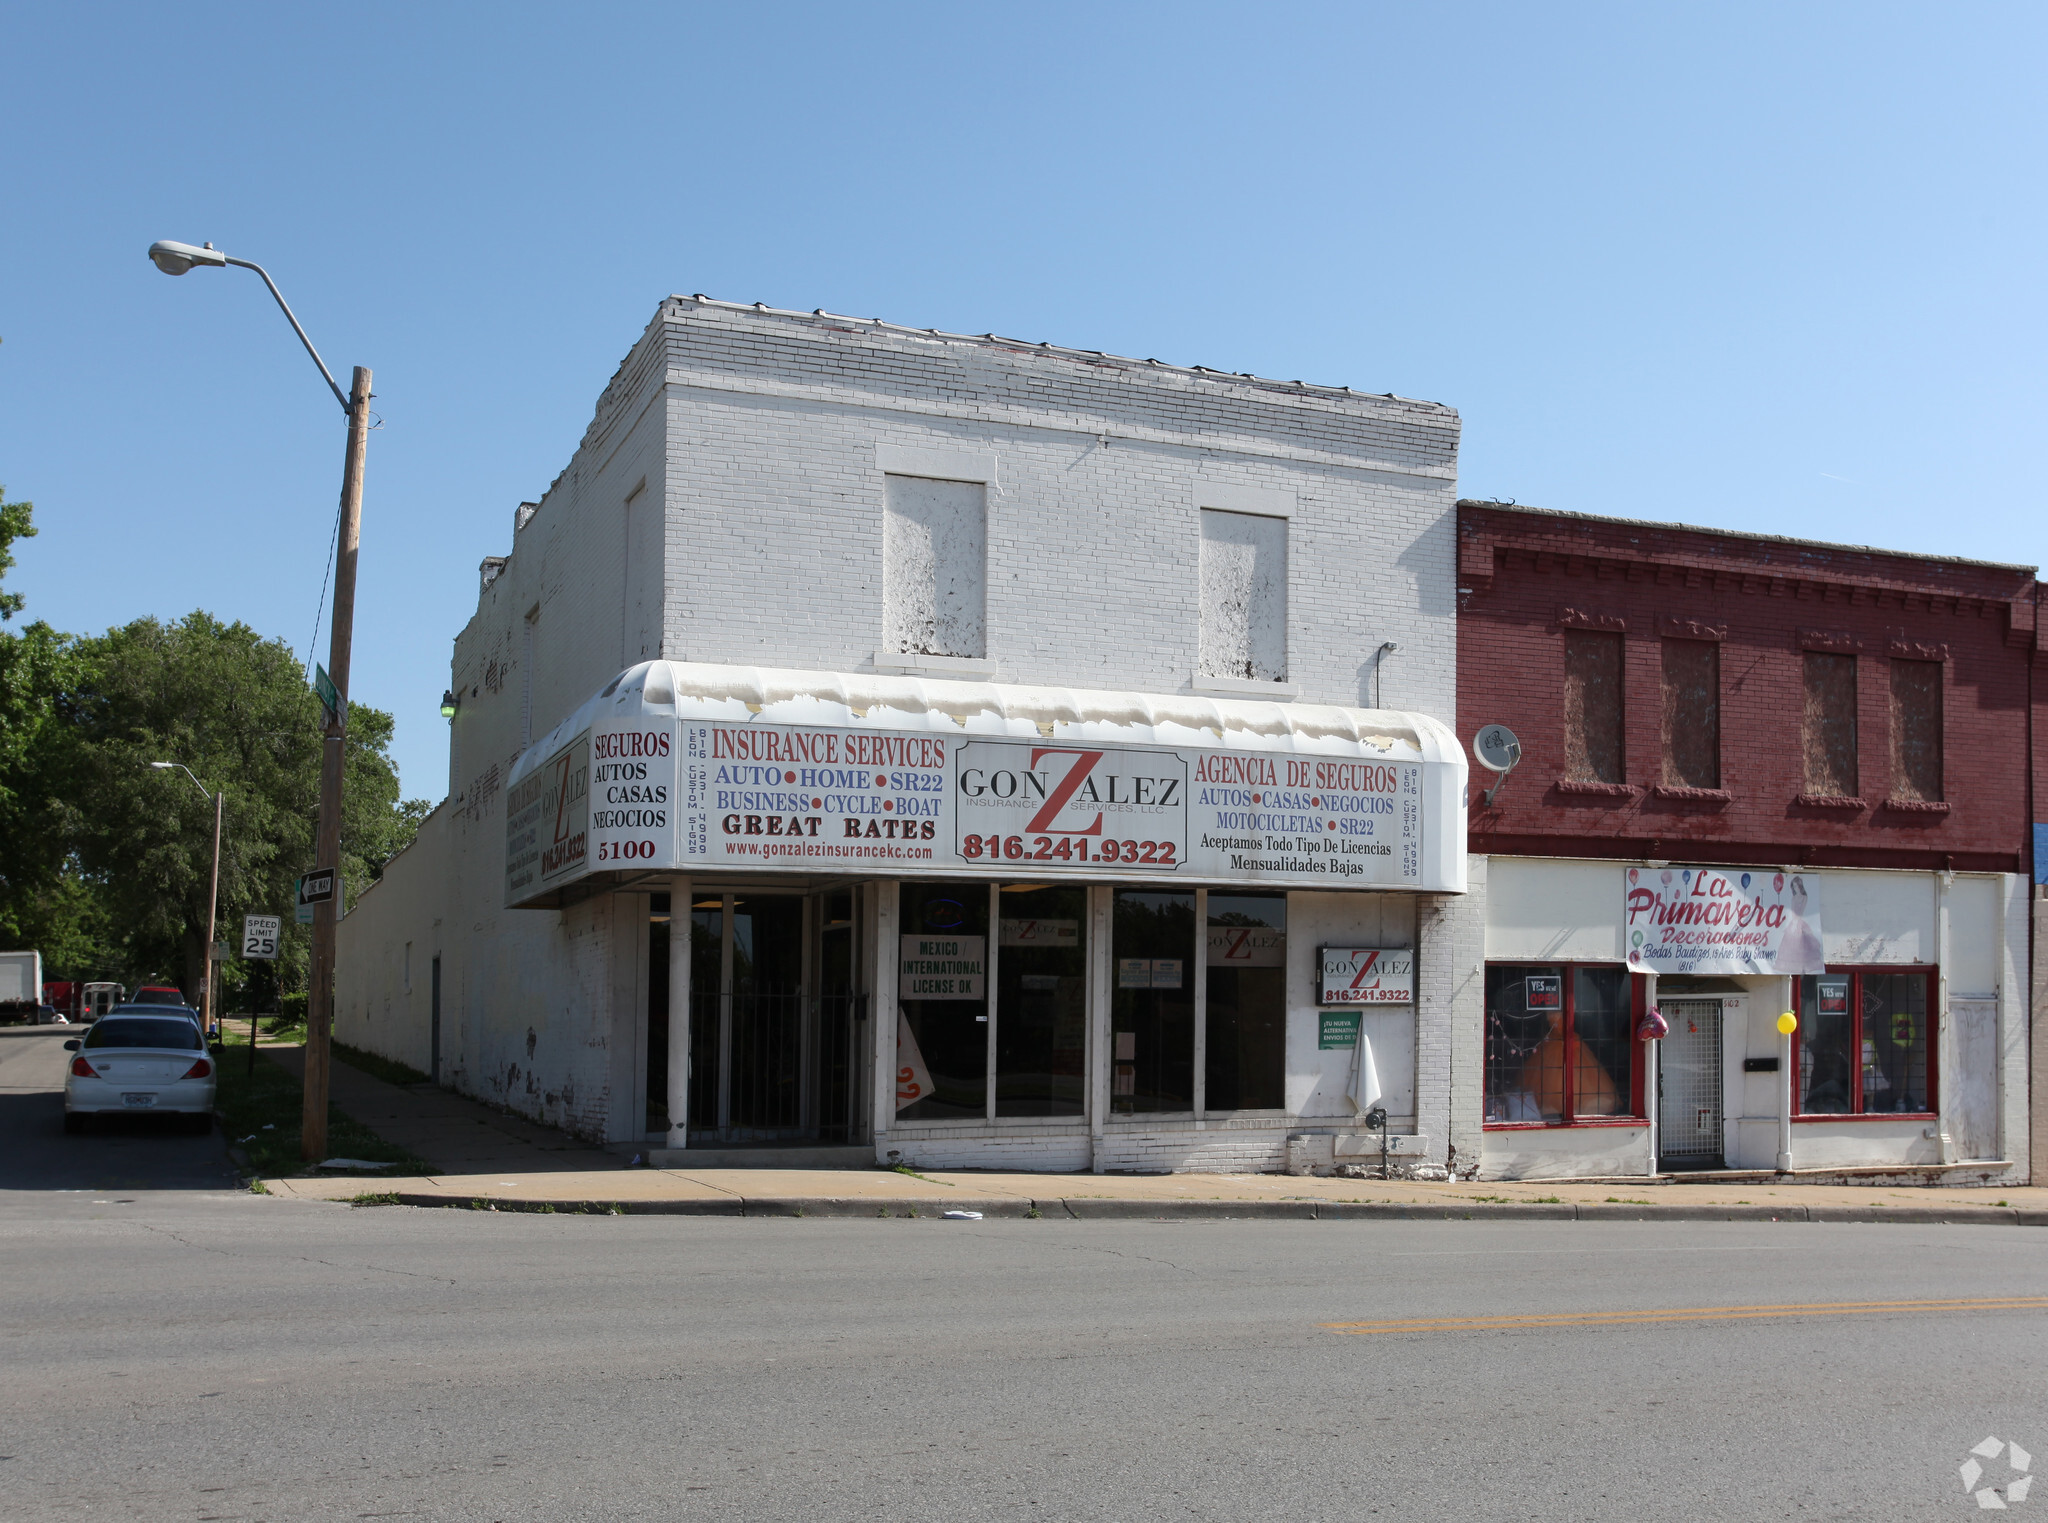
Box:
1321, 1296, 2048, 1335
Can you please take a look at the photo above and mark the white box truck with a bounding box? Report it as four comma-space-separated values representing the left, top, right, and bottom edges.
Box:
0, 950, 44, 1018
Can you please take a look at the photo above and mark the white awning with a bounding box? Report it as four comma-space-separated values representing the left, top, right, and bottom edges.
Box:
507, 662, 1467, 904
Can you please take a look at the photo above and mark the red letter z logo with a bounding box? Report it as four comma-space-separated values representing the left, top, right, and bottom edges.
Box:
1024, 748, 1105, 835
1349, 951, 1382, 989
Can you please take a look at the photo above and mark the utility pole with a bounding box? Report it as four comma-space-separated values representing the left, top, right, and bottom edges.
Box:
302, 364, 372, 1162
150, 760, 226, 1039
145, 240, 370, 1163
204, 786, 222, 1037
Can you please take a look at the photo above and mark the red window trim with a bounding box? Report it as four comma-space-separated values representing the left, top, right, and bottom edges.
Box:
1790, 965, 1939, 1121
1483, 962, 1649, 1130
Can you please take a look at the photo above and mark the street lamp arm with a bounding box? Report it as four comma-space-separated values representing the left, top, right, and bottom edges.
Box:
151, 760, 212, 804
219, 256, 351, 415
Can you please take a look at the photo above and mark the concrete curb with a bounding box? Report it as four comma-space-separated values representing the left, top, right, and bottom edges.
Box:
341, 1192, 2046, 1225
751, 1196, 1037, 1219
1058, 1198, 1317, 1220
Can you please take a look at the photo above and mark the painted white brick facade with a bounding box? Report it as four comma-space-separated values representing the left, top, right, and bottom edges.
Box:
344, 298, 1464, 1158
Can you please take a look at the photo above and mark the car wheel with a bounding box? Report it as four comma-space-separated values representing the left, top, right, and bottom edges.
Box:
63, 1113, 85, 1135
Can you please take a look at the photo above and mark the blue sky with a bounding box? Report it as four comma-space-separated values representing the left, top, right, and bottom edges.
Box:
2, 3, 2041, 797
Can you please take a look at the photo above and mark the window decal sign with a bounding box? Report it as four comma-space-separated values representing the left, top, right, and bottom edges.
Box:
1625, 867, 1826, 975
899, 935, 985, 1000
1000, 918, 1079, 948
1207, 927, 1286, 966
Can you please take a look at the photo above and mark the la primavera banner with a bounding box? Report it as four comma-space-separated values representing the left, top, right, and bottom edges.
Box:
1624, 865, 1825, 976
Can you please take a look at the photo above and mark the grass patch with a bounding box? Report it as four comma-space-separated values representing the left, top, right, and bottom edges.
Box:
332, 1039, 430, 1088
885, 1163, 950, 1185
214, 1029, 434, 1179
1605, 1197, 1653, 1205
349, 1191, 403, 1208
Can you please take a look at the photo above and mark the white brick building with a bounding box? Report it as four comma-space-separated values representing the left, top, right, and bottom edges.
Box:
338, 297, 1478, 1174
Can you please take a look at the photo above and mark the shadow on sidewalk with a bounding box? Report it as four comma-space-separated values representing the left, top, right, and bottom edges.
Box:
261, 1043, 631, 1176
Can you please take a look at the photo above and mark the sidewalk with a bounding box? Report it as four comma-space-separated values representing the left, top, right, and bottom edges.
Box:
262, 1165, 2048, 1224
259, 1042, 630, 1174
253, 1047, 2048, 1224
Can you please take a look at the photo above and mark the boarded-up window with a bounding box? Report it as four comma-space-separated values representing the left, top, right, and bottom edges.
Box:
883, 475, 986, 658
1562, 631, 1624, 783
1889, 659, 1943, 802
1659, 639, 1719, 789
1198, 509, 1287, 682
1801, 652, 1858, 797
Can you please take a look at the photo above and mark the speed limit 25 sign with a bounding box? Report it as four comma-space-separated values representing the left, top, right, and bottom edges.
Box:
242, 914, 282, 960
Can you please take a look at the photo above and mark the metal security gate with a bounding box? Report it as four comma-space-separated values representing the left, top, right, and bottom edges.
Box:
685, 891, 865, 1147
1659, 998, 1724, 1169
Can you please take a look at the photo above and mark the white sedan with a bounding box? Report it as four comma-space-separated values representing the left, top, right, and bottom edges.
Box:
63, 1013, 216, 1134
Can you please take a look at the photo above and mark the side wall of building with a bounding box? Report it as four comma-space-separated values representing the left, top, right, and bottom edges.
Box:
423, 321, 672, 1144
335, 805, 449, 1077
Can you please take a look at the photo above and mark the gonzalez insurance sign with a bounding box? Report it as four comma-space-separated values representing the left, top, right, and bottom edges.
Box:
510, 715, 1425, 905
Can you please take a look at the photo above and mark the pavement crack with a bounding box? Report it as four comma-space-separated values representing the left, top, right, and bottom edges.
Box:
1032, 1237, 1198, 1276
129, 1221, 459, 1286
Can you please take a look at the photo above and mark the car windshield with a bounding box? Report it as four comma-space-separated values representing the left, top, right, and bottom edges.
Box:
82, 1018, 204, 1052
131, 990, 187, 1005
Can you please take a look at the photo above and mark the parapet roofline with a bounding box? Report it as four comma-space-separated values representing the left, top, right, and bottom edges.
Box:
1460, 498, 2037, 577
660, 294, 1456, 417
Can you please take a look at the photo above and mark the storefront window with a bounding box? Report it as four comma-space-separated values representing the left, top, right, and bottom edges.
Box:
1572, 968, 1634, 1117
1205, 893, 1286, 1111
996, 885, 1087, 1117
1797, 970, 1932, 1115
1112, 890, 1196, 1113
1485, 963, 1638, 1125
898, 881, 991, 1121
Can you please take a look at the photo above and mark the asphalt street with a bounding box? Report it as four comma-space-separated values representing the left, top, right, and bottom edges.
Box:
2, 1027, 2044, 1522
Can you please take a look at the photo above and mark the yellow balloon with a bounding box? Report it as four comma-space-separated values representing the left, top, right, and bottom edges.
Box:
1776, 1012, 1798, 1035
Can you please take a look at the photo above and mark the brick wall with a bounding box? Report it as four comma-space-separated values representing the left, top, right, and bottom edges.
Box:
647, 299, 1461, 713
1458, 503, 2040, 872
357, 298, 1468, 1153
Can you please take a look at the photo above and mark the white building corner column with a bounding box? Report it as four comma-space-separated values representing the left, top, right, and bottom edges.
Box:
2028, 882, 2048, 1186
1088, 885, 1112, 1174
667, 876, 690, 1147
871, 880, 900, 1163
1417, 858, 1485, 1180
1643, 970, 1659, 1179
2000, 871, 2032, 1182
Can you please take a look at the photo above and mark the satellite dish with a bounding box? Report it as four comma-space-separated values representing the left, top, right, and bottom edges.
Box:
1473, 724, 1521, 774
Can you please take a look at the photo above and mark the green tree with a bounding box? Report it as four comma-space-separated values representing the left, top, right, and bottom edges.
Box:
0, 489, 88, 962
0, 486, 34, 621
0, 487, 430, 998
65, 614, 425, 999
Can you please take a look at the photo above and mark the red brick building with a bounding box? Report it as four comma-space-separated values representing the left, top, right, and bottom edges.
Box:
1456, 501, 2037, 873
1454, 501, 2035, 1184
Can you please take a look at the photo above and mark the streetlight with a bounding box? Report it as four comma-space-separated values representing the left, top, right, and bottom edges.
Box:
149, 237, 371, 1162
152, 762, 223, 1039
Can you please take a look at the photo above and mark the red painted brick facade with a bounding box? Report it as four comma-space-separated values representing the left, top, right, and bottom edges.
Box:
1457, 502, 2042, 874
